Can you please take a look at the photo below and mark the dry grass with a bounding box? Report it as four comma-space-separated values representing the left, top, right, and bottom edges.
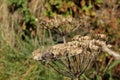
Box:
0, 0, 63, 80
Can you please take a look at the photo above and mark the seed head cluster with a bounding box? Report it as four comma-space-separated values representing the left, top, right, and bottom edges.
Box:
32, 34, 107, 63
32, 34, 113, 78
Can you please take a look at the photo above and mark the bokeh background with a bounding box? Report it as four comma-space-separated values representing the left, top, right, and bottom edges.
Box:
0, 0, 120, 80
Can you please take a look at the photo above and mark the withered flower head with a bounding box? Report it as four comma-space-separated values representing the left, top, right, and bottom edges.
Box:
32, 34, 109, 79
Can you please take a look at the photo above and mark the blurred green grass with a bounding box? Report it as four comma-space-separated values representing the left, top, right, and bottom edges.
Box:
0, 26, 64, 80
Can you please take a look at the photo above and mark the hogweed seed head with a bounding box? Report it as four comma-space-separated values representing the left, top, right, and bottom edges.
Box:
32, 34, 112, 79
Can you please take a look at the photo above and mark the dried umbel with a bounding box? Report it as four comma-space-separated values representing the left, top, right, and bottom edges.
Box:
39, 15, 91, 37
32, 34, 120, 79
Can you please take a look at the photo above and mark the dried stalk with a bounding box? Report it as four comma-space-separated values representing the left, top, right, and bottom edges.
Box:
102, 44, 120, 60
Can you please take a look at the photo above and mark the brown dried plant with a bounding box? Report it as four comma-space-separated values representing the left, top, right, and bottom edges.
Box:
0, 0, 20, 47
39, 14, 92, 44
32, 34, 120, 80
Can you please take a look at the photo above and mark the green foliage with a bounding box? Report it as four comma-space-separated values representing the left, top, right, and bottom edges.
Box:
7, 0, 27, 13
44, 0, 104, 17
44, 0, 74, 17
7, 0, 37, 27
96, 0, 103, 3
0, 30, 63, 80
108, 60, 120, 70
8, 0, 26, 7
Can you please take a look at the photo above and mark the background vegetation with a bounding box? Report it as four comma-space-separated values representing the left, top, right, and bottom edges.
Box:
0, 0, 120, 80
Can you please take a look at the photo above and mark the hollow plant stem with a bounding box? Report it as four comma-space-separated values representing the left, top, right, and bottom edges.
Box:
63, 36, 66, 44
